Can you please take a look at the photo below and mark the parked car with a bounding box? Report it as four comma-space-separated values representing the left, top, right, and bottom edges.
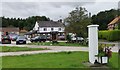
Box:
71, 36, 84, 43
2, 35, 11, 44
77, 37, 84, 41
58, 35, 65, 40
30, 36, 46, 42
16, 36, 27, 44
46, 35, 52, 41
9, 33, 18, 41
85, 37, 89, 43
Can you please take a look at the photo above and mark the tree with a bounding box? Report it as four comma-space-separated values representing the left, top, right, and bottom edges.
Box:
64, 7, 91, 37
1, 16, 50, 31
91, 9, 119, 30
118, 22, 120, 30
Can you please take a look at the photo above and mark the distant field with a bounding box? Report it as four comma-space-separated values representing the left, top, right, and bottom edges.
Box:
2, 52, 119, 69
0, 46, 48, 52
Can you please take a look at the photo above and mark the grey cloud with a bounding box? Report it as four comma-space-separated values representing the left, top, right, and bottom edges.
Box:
1, 1, 118, 20
2, 2, 39, 18
118, 1, 120, 9
0, 3, 2, 16
47, 2, 95, 8
2, 2, 95, 20
1, 0, 96, 2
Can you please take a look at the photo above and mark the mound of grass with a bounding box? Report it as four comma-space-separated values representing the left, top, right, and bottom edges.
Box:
0, 46, 48, 52
1, 52, 118, 69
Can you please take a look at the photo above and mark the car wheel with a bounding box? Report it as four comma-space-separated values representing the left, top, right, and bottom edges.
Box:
9, 42, 11, 44
24, 41, 26, 44
16, 42, 19, 45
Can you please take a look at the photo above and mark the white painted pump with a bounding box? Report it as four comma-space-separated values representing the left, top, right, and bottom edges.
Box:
0, 32, 1, 42
87, 25, 99, 64
0, 28, 1, 43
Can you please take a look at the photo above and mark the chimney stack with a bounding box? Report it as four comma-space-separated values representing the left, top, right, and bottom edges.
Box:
58, 19, 62, 23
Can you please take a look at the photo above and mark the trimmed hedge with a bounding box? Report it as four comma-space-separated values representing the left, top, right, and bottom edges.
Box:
98, 30, 120, 41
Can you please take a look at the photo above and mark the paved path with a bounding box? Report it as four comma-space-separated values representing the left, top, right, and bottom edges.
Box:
99, 41, 120, 50
99, 41, 120, 45
0, 44, 88, 56
0, 43, 119, 56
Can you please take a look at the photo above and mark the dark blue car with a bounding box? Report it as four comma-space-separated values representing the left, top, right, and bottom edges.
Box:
16, 36, 27, 44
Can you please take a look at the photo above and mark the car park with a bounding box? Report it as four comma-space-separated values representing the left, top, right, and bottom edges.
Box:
2, 35, 11, 44
16, 36, 27, 44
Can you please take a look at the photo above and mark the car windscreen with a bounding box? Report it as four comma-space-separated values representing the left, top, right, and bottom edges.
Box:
9, 33, 17, 36
3, 36, 10, 38
34, 36, 39, 39
18, 36, 26, 39
40, 36, 47, 39
9, 34, 18, 37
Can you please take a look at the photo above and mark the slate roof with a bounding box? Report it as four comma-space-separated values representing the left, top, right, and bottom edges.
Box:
108, 16, 120, 25
37, 21, 64, 27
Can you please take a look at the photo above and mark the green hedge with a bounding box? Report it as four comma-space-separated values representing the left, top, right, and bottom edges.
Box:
98, 30, 120, 41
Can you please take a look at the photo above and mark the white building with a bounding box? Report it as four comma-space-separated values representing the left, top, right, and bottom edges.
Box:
26, 21, 65, 40
33, 21, 65, 34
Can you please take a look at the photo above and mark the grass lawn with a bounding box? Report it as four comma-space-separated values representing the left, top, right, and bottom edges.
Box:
1, 52, 119, 69
0, 46, 48, 52
28, 42, 88, 47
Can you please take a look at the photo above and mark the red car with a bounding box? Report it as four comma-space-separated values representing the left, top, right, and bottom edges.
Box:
9, 33, 18, 41
2, 35, 11, 44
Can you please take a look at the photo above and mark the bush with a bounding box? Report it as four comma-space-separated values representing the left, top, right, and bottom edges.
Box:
98, 30, 120, 41
66, 34, 71, 42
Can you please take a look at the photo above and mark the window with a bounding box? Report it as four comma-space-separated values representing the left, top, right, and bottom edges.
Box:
59, 28, 61, 31
43, 28, 47, 31
51, 28, 54, 31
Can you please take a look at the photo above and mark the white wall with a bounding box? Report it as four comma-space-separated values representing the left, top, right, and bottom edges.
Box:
38, 27, 65, 33
33, 21, 65, 33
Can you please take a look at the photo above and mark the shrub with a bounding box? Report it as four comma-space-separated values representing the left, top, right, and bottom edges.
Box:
98, 30, 120, 41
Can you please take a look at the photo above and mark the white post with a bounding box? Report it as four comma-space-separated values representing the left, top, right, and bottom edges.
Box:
0, 28, 1, 43
0, 32, 1, 39
87, 25, 99, 64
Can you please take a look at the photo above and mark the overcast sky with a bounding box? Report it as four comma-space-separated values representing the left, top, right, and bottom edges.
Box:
0, 0, 120, 20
